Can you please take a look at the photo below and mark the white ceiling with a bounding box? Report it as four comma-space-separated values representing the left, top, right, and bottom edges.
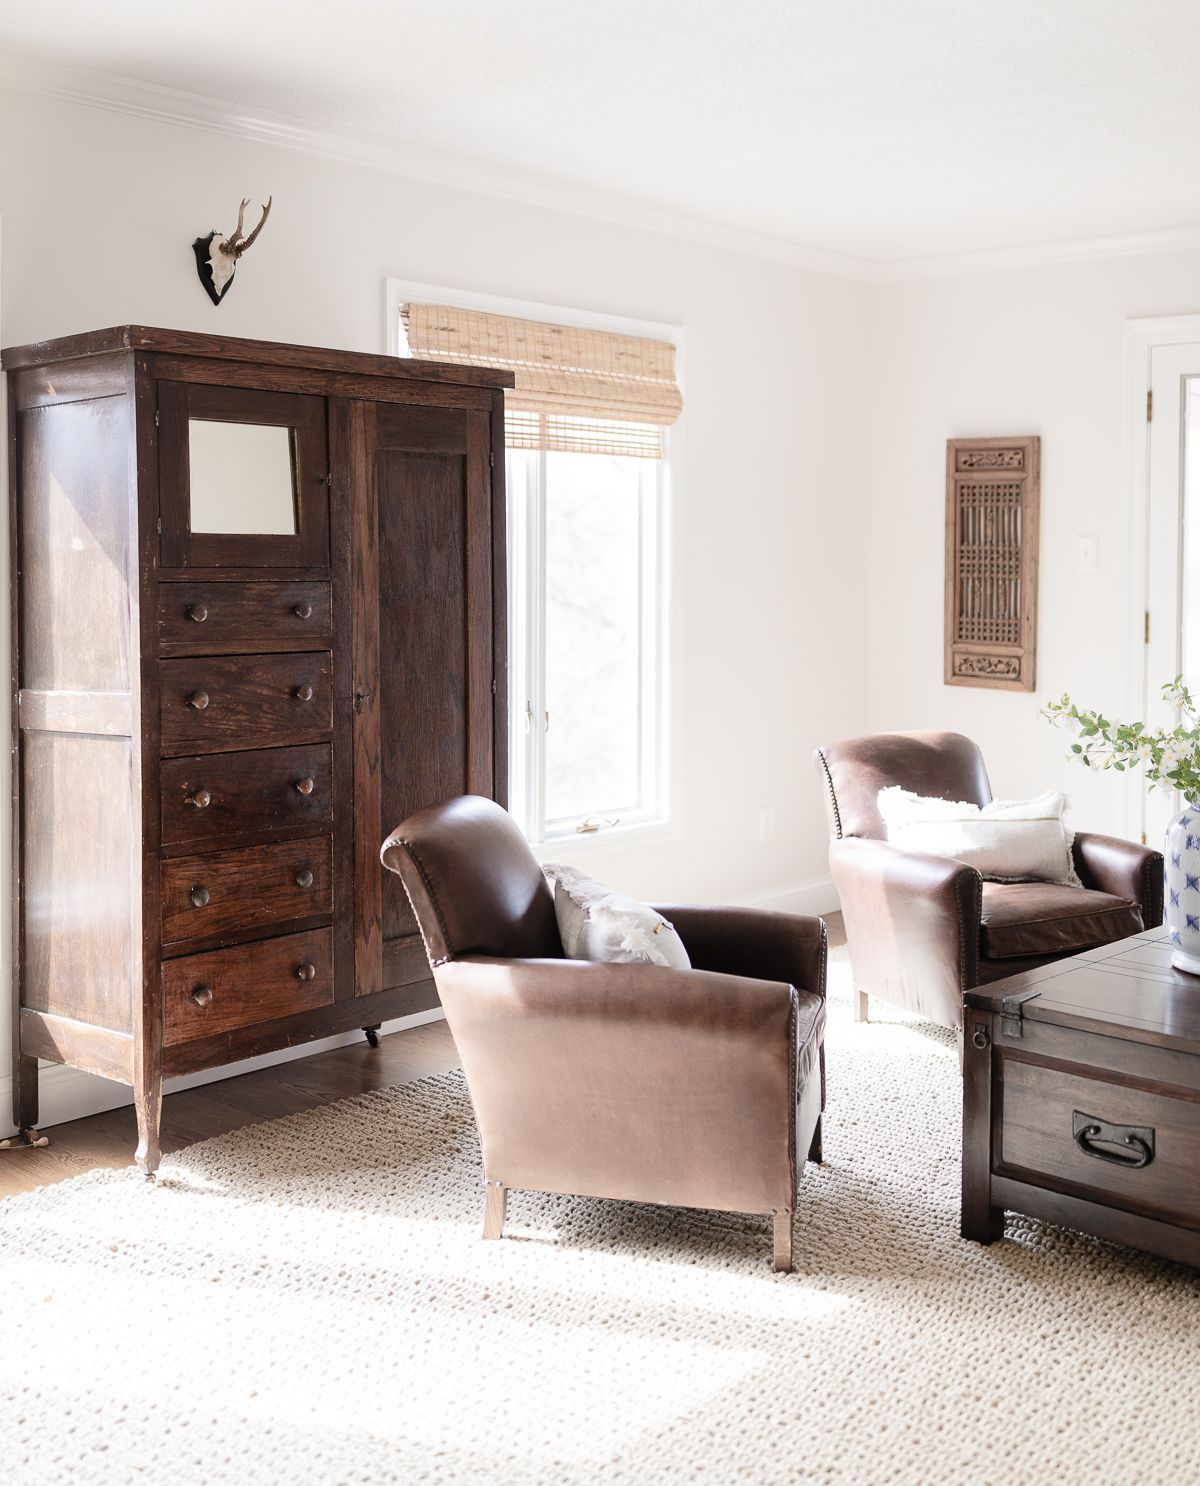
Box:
3, 1, 1200, 266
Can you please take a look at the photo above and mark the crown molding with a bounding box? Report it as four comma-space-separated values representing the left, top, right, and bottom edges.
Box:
0, 51, 877, 281
876, 224, 1200, 281
5, 50, 1200, 285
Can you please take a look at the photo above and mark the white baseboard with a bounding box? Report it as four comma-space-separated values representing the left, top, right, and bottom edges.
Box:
0, 876, 839, 1142
0, 1007, 445, 1142
734, 875, 839, 918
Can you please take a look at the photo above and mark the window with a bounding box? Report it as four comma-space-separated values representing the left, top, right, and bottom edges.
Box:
391, 286, 682, 845
507, 440, 668, 842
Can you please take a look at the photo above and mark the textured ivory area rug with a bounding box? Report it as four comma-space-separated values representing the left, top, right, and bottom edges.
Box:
1, 951, 1198, 1486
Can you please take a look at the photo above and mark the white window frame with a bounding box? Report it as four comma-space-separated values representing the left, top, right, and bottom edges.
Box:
386, 278, 682, 856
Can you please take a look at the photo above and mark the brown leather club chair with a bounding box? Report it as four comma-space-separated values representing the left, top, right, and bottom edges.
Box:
814, 731, 1163, 1032
380, 794, 826, 1272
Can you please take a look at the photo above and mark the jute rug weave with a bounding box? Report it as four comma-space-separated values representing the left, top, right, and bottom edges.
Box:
1, 952, 1197, 1485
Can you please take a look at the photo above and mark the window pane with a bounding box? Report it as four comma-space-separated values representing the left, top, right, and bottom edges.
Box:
544, 451, 643, 822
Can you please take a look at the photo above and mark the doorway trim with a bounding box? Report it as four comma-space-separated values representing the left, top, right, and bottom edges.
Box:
1122, 312, 1200, 841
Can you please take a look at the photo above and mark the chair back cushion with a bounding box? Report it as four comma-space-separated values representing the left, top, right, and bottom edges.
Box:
815, 731, 992, 840
380, 795, 563, 965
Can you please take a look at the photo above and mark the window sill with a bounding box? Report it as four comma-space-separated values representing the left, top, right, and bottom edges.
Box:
529, 817, 681, 864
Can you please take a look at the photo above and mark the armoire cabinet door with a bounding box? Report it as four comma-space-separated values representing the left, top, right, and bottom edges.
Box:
350, 399, 503, 998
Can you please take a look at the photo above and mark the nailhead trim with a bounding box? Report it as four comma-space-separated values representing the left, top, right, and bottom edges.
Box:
816, 748, 843, 839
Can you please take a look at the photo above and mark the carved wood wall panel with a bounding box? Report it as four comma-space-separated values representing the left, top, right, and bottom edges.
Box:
944, 436, 1039, 691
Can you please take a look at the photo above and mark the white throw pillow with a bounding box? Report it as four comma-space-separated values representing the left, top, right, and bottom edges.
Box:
876, 787, 1082, 886
543, 864, 691, 969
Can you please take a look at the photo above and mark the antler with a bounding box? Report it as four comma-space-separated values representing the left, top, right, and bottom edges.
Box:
220, 197, 272, 258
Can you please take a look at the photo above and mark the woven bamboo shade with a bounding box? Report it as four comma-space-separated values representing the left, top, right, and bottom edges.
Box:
944, 437, 1040, 691
400, 302, 682, 458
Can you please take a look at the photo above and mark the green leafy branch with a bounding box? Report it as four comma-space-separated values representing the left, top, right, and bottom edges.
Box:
1042, 677, 1200, 799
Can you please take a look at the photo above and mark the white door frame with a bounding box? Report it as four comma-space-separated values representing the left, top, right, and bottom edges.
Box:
1123, 312, 1200, 842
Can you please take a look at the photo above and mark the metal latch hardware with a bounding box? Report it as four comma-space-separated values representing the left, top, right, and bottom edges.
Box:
1000, 988, 1040, 1039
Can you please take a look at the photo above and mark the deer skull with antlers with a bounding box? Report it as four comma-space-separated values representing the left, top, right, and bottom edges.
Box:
192, 197, 272, 306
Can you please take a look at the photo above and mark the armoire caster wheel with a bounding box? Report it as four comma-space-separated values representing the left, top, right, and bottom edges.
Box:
363, 1025, 381, 1048
0, 1127, 50, 1151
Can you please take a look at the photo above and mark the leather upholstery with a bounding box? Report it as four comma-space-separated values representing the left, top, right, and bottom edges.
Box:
829, 835, 981, 1028
435, 956, 823, 1215
652, 905, 826, 998
814, 731, 1163, 1030
980, 882, 1143, 959
817, 730, 991, 841
381, 795, 827, 1232
1073, 831, 1165, 927
381, 794, 562, 964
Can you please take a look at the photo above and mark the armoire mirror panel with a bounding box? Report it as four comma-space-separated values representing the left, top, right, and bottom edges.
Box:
158, 380, 330, 570
188, 420, 298, 535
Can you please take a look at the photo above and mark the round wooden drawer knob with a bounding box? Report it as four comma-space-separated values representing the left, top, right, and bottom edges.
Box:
187, 604, 208, 623
295, 777, 315, 796
189, 885, 210, 908
187, 788, 212, 809
189, 691, 210, 711
191, 985, 214, 1007
294, 684, 314, 702
296, 962, 317, 983
293, 602, 313, 620
295, 868, 315, 889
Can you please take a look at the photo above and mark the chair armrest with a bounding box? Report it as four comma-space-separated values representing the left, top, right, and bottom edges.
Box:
650, 905, 827, 1000
1073, 832, 1164, 926
830, 837, 982, 1025
432, 955, 812, 1215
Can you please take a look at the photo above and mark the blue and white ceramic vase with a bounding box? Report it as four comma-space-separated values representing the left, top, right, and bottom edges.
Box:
1165, 800, 1200, 972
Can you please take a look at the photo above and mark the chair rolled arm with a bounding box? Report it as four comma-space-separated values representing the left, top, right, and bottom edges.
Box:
435, 954, 799, 1039
651, 905, 827, 1000
432, 955, 815, 1216
830, 836, 982, 1026
1073, 832, 1164, 927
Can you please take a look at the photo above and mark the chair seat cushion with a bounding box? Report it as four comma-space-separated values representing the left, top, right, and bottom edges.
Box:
980, 881, 1143, 960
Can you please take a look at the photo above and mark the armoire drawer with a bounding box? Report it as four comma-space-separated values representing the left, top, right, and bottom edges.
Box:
163, 928, 334, 1046
160, 743, 332, 847
160, 652, 333, 755
161, 836, 334, 945
159, 581, 332, 649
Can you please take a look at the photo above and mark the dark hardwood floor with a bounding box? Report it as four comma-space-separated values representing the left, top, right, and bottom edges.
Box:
0, 1020, 459, 1199
1, 912, 845, 1200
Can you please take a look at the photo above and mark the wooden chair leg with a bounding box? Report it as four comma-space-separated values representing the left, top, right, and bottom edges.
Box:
807, 1115, 823, 1165
482, 1183, 507, 1240
853, 987, 869, 1022
772, 1212, 793, 1273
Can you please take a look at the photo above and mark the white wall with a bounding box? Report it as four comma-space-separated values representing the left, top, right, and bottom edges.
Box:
0, 87, 871, 1132
868, 251, 1200, 835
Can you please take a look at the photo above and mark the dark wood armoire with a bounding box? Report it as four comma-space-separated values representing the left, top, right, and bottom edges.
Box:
4, 326, 511, 1172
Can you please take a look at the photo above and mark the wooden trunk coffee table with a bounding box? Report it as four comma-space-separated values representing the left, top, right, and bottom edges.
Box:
962, 928, 1200, 1267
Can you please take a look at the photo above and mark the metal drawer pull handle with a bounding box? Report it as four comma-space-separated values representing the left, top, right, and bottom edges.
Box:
296, 962, 317, 982
1072, 1111, 1155, 1170
293, 602, 313, 620
294, 684, 314, 702
295, 868, 314, 889
187, 604, 208, 623
186, 788, 212, 809
189, 886, 210, 908
191, 985, 214, 1008
188, 691, 210, 711
295, 777, 315, 796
